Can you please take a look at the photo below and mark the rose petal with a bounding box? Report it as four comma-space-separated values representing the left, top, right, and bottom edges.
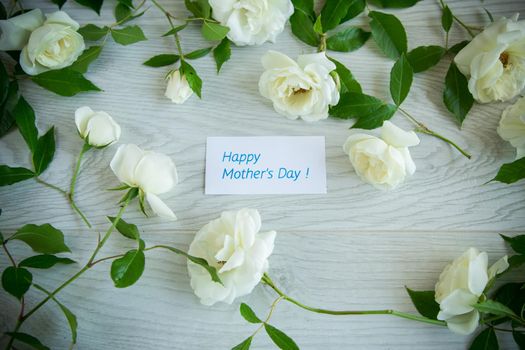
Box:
261, 50, 298, 70
467, 251, 488, 295
146, 193, 177, 220
438, 289, 478, 316
445, 310, 480, 335
45, 11, 80, 30
74, 106, 94, 137
487, 255, 509, 280
110, 144, 144, 187
134, 152, 178, 194
381, 121, 420, 148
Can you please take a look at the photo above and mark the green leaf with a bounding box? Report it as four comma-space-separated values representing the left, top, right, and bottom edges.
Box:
494, 282, 525, 318
405, 287, 440, 320
180, 60, 202, 98
407, 45, 446, 73
2, 266, 32, 300
12, 96, 38, 154
185, 0, 211, 18
442, 5, 453, 32
340, 0, 366, 23
326, 27, 370, 52
313, 15, 323, 35
390, 53, 413, 106
108, 216, 140, 240
231, 336, 252, 350
143, 54, 180, 67
74, 0, 103, 14
368, 0, 421, 8
201, 21, 230, 41
111, 26, 147, 45
469, 327, 499, 350
78, 24, 109, 41
32, 69, 101, 96
500, 234, 525, 255
291, 0, 314, 17
330, 92, 396, 129
328, 57, 362, 94
159, 245, 222, 285
115, 3, 131, 22
448, 40, 470, 54
320, 0, 353, 31
118, 0, 134, 8
213, 38, 231, 73
19, 254, 75, 269
289, 10, 319, 47
0, 165, 34, 186
443, 62, 473, 125
162, 24, 187, 37
111, 249, 145, 288
0, 2, 7, 18
32, 127, 55, 175
264, 324, 299, 350
0, 80, 20, 138
10, 223, 71, 254
508, 255, 525, 270
369, 11, 407, 60
473, 300, 517, 318
70, 46, 103, 74
240, 303, 262, 323
491, 158, 525, 184
4, 332, 49, 350
186, 47, 212, 60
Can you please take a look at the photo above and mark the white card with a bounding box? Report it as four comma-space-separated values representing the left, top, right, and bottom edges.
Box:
205, 136, 327, 194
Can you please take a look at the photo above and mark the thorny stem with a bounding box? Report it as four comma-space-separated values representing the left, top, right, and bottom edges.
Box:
398, 107, 472, 159
262, 274, 447, 327
3, 199, 131, 350
151, 0, 184, 60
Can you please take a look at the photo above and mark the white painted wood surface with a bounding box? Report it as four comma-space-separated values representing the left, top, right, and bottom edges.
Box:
1, 0, 524, 349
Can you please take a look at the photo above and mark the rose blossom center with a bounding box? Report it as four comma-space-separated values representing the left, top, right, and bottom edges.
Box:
293, 87, 311, 95
499, 52, 510, 68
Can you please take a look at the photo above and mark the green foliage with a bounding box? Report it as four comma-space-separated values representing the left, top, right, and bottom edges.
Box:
0, 166, 34, 186
320, 0, 352, 31
443, 62, 473, 125
368, 11, 407, 60
213, 38, 231, 73
75, 0, 103, 14
231, 337, 252, 350
110, 249, 146, 288
2, 266, 32, 300
407, 46, 446, 73
326, 27, 370, 52
10, 224, 71, 254
264, 324, 299, 350
186, 47, 213, 60
240, 303, 262, 323
473, 300, 517, 318
328, 57, 362, 94
19, 254, 75, 269
340, 0, 366, 23
368, 0, 421, 8
491, 158, 525, 184
441, 5, 453, 32
469, 327, 498, 350
78, 24, 110, 41
0, 79, 20, 138
4, 332, 50, 350
330, 92, 397, 129
201, 22, 230, 41
111, 26, 147, 45
289, 0, 319, 47
448, 40, 470, 54
143, 54, 180, 67
501, 234, 525, 255
405, 287, 440, 320
32, 127, 56, 175
108, 216, 141, 240
390, 53, 413, 106
32, 69, 101, 96
13, 96, 38, 153
180, 60, 202, 98
184, 0, 211, 18
162, 24, 187, 37
70, 46, 103, 73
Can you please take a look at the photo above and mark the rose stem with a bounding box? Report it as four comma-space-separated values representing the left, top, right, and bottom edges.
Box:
398, 107, 471, 159
261, 273, 446, 327
3, 198, 131, 350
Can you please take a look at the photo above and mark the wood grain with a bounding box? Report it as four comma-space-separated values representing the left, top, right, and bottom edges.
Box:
0, 0, 524, 349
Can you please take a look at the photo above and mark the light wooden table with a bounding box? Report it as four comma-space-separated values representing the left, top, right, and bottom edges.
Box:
1, 0, 524, 349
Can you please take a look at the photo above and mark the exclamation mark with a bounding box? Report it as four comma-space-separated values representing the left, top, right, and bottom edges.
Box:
305, 168, 310, 179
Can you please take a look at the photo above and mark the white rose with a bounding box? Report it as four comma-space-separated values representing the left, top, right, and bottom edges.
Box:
110, 144, 178, 219
454, 14, 525, 103
497, 96, 525, 159
259, 50, 340, 122
435, 248, 509, 335
342, 121, 420, 189
187, 208, 276, 306
6, 11, 85, 75
165, 70, 193, 104
209, 0, 293, 46
0, 9, 45, 51
75, 106, 121, 147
